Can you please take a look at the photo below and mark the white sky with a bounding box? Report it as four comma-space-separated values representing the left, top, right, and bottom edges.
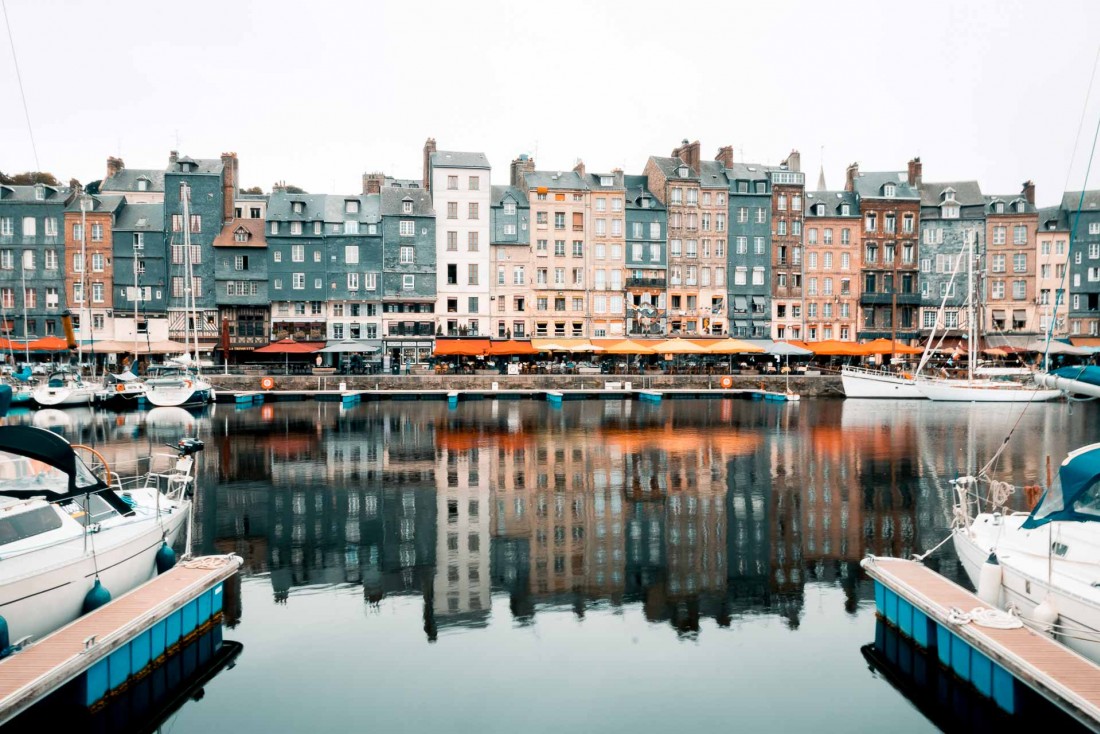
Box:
3, 0, 1100, 206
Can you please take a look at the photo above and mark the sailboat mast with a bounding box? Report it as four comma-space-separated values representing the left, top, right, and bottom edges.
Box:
20, 262, 28, 364
79, 198, 87, 371
133, 235, 139, 357
967, 230, 975, 383
182, 184, 200, 366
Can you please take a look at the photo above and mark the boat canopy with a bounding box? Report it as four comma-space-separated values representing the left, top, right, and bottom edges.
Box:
1052, 365, 1100, 388
1023, 442, 1100, 528
0, 426, 107, 498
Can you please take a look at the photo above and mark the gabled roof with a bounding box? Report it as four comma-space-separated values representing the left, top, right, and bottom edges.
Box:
1037, 205, 1070, 231
1061, 190, 1100, 213
101, 168, 165, 193
65, 194, 125, 214
697, 160, 728, 189
213, 218, 268, 247
0, 183, 70, 202
984, 195, 1035, 215
623, 175, 665, 211
113, 202, 164, 231
649, 156, 697, 180
919, 180, 984, 207
523, 170, 589, 191
491, 185, 528, 207
851, 171, 920, 200
381, 187, 433, 216
804, 190, 859, 217
431, 150, 490, 170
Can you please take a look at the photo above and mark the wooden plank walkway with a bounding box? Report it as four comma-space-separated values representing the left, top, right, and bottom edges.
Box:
216, 387, 789, 404
863, 556, 1100, 729
0, 555, 241, 726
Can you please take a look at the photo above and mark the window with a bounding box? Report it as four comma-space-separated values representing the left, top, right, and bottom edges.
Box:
73, 222, 85, 240
808, 228, 818, 245
22, 217, 36, 238
734, 267, 747, 285
44, 249, 57, 270
778, 194, 787, 211
865, 213, 877, 232
1013, 225, 1027, 245
269, 221, 278, 235
777, 220, 787, 236
504, 201, 517, 216
45, 286, 58, 308
513, 266, 525, 285
884, 214, 896, 233
189, 215, 201, 233
400, 246, 414, 264
554, 240, 565, 257
755, 208, 766, 223
290, 221, 303, 235
468, 264, 479, 285
291, 244, 304, 262
91, 253, 103, 271
292, 273, 305, 289
1013, 253, 1027, 273
1013, 280, 1027, 299
72, 252, 83, 272
883, 183, 895, 197
468, 202, 479, 220
670, 239, 681, 257
572, 241, 583, 257
0, 218, 11, 236
752, 267, 764, 285
992, 254, 1006, 273
754, 237, 765, 255
737, 207, 748, 223
72, 282, 83, 304
92, 282, 104, 303
396, 220, 414, 237
991, 280, 1005, 299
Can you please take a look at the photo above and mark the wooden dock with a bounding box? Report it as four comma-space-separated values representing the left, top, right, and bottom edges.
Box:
0, 554, 242, 726
216, 386, 797, 405
861, 555, 1100, 730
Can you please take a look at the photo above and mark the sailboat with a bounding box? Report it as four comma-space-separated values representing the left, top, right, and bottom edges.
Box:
915, 232, 1061, 402
951, 443, 1100, 664
144, 183, 214, 408
31, 311, 100, 407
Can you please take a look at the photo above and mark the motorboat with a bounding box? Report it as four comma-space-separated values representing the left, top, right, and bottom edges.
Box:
952, 443, 1100, 664
841, 365, 923, 399
0, 426, 200, 648
143, 364, 214, 408
31, 370, 100, 407
98, 369, 146, 408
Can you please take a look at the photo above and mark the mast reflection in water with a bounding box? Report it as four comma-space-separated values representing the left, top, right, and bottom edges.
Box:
16, 398, 1096, 733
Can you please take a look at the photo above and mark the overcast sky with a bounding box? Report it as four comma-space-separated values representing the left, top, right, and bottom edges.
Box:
3, 0, 1100, 206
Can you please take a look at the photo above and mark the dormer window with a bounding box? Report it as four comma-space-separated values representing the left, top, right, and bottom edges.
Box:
815, 203, 825, 216
345, 199, 359, 214
883, 183, 896, 197
504, 200, 516, 215
402, 199, 413, 214
840, 203, 850, 216
994, 201, 1004, 213
137, 178, 149, 192
641, 197, 650, 209
234, 227, 250, 243
678, 166, 689, 177
34, 185, 44, 201
942, 204, 960, 219
292, 201, 304, 214
600, 176, 613, 187
1015, 201, 1026, 213
942, 188, 956, 202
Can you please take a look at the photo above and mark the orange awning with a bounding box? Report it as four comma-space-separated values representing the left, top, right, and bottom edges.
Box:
434, 339, 491, 357
858, 338, 924, 355
254, 338, 324, 354
27, 336, 69, 351
486, 340, 538, 356
803, 339, 866, 356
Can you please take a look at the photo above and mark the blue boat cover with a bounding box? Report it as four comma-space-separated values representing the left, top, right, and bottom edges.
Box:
1023, 442, 1100, 528
1052, 364, 1100, 387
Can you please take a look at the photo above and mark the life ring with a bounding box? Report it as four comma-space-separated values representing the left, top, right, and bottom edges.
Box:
901, 372, 913, 380
720, 376, 733, 389
183, 379, 193, 389
115, 384, 126, 392
260, 377, 275, 390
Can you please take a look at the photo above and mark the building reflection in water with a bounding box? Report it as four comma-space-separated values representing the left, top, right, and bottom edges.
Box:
20, 397, 1089, 641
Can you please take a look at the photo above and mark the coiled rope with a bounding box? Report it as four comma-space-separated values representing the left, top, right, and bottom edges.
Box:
947, 606, 1023, 630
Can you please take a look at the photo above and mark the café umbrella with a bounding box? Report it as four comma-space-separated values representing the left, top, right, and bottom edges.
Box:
254, 338, 324, 374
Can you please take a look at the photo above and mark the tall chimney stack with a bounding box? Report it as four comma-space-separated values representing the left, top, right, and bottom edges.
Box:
1022, 180, 1036, 205
511, 154, 535, 189
783, 150, 801, 173
715, 146, 734, 168
573, 159, 586, 178
671, 139, 701, 170
169, 150, 179, 167
845, 163, 860, 192
907, 157, 922, 187
363, 172, 385, 195
221, 152, 238, 222
423, 138, 437, 190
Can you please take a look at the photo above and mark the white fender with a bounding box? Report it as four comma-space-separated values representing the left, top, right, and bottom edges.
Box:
977, 552, 1003, 607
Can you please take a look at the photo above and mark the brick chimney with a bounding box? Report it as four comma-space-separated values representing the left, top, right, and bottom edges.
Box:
221, 152, 238, 222
106, 157, 124, 180
907, 157, 922, 187
671, 139, 701, 170
510, 154, 535, 189
169, 150, 178, 167
715, 146, 734, 168
845, 162, 860, 192
362, 172, 385, 195
573, 159, 586, 178
422, 138, 437, 190
782, 149, 801, 173
1022, 180, 1036, 205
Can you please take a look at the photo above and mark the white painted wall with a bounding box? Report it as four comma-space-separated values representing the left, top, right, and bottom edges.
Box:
431, 160, 491, 336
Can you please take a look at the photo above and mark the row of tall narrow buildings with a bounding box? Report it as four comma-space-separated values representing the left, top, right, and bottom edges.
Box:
1, 138, 1097, 365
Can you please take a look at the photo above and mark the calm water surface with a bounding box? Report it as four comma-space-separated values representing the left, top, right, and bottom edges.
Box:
11, 397, 1100, 733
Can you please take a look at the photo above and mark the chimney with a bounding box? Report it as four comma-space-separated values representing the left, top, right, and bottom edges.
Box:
362, 172, 385, 195
573, 159, 586, 178
169, 150, 178, 167
907, 157, 922, 187
423, 137, 437, 190
221, 152, 238, 222
511, 154, 535, 189
845, 163, 860, 192
272, 180, 287, 194
1022, 180, 1036, 205
715, 146, 734, 168
106, 157, 124, 180
783, 149, 801, 173
671, 139, 701, 170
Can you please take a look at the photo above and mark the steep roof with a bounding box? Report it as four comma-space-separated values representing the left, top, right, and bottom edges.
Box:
324, 194, 381, 224
65, 194, 125, 214
585, 172, 625, 190
623, 175, 665, 211
984, 194, 1036, 215
101, 168, 165, 193
1060, 190, 1100, 213
166, 157, 223, 175
649, 156, 697, 180
113, 202, 164, 231
920, 180, 984, 207
266, 192, 328, 220
213, 218, 268, 247
431, 150, 490, 170
1037, 205, 1070, 231
491, 185, 528, 206
381, 187, 434, 216
0, 183, 69, 202
522, 170, 589, 190
804, 190, 859, 217
697, 160, 728, 188
851, 171, 920, 199
725, 162, 770, 184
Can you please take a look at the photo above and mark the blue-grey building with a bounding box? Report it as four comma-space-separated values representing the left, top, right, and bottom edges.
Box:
623, 174, 667, 336
163, 152, 233, 348
112, 202, 168, 345
266, 191, 328, 341
725, 163, 772, 337
1060, 190, 1100, 336
489, 184, 530, 338
0, 182, 72, 342
324, 193, 383, 351
381, 186, 436, 365
100, 157, 165, 203
918, 180, 984, 337
213, 217, 270, 351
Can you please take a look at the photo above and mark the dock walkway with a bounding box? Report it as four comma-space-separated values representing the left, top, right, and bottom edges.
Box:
862, 556, 1100, 729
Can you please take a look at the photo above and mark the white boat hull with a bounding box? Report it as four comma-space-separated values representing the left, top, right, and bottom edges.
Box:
954, 516, 1100, 664
32, 385, 99, 407
841, 368, 922, 399
1036, 372, 1100, 398
144, 379, 213, 408
916, 380, 1061, 402
0, 505, 189, 643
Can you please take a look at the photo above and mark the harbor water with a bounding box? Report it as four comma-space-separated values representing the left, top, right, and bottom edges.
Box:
5, 397, 1097, 733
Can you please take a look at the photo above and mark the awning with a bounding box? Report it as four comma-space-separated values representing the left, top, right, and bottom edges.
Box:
254, 339, 324, 354
433, 339, 491, 356
734, 296, 748, 312
858, 338, 924, 355
804, 340, 866, 356
752, 296, 766, 306
734, 320, 749, 329
319, 339, 382, 354
27, 336, 69, 351
530, 338, 601, 352
654, 338, 708, 355
704, 338, 766, 354
991, 309, 1006, 319
1012, 309, 1028, 321
485, 340, 538, 356
601, 339, 657, 355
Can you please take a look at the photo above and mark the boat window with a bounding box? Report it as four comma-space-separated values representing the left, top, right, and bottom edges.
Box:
0, 506, 63, 544
1075, 480, 1100, 519
0, 450, 99, 494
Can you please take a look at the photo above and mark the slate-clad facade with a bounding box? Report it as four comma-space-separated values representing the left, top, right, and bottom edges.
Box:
0, 183, 71, 341
917, 179, 984, 338
624, 175, 667, 337
490, 183, 531, 338
266, 191, 328, 341
1061, 191, 1100, 337
725, 162, 772, 338
381, 186, 436, 365
112, 201, 169, 342
325, 193, 383, 351
214, 217, 270, 350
